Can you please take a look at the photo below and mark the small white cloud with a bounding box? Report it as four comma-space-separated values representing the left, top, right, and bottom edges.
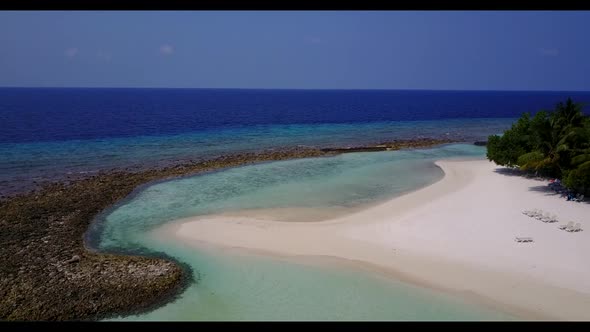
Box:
540, 48, 559, 57
308, 37, 322, 44
65, 47, 79, 57
97, 51, 112, 62
159, 44, 174, 55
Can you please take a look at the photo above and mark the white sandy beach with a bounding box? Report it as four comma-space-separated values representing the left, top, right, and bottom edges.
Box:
154, 158, 590, 320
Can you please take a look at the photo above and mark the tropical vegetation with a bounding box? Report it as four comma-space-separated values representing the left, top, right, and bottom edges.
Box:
486, 98, 590, 195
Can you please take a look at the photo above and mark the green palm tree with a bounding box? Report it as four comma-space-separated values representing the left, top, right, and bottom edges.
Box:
554, 98, 585, 133
517, 99, 586, 176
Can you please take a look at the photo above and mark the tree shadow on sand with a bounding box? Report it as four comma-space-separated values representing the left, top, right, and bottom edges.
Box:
493, 167, 589, 204
493, 167, 545, 181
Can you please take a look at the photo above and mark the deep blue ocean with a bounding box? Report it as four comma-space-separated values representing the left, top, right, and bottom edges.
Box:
1, 88, 590, 195
3, 88, 590, 143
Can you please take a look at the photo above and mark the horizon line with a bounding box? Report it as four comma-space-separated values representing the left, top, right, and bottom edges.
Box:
1, 86, 590, 93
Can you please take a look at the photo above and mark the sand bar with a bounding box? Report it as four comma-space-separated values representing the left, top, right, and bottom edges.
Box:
154, 159, 590, 320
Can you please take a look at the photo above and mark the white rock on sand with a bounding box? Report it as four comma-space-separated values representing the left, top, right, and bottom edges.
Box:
154, 159, 590, 321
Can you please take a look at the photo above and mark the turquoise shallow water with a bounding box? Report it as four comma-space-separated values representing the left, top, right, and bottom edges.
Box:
107, 243, 513, 321
93, 144, 516, 321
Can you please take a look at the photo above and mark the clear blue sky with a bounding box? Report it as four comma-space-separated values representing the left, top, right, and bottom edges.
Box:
0, 11, 589, 90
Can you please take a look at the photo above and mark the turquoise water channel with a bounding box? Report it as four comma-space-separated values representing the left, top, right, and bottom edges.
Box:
94, 144, 515, 321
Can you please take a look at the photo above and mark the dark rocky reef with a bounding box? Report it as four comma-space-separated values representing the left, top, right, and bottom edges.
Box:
320, 138, 455, 153
0, 139, 455, 321
473, 141, 488, 146
0, 147, 324, 321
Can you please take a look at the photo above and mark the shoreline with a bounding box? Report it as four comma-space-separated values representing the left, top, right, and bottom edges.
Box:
159, 239, 549, 320
0, 138, 455, 321
155, 158, 590, 321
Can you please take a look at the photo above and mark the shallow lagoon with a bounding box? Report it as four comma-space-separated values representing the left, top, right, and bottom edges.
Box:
96, 144, 515, 321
